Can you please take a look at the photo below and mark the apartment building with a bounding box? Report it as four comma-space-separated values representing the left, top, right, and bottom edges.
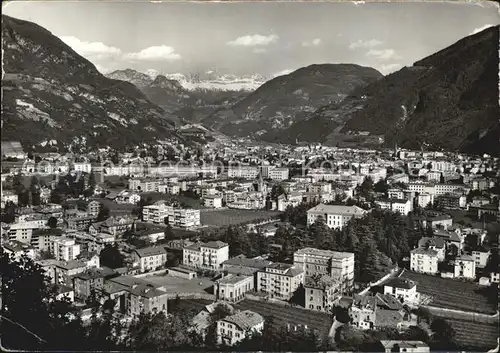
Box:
100, 216, 135, 236
216, 310, 264, 346
142, 202, 174, 224
454, 255, 476, 279
128, 178, 160, 192
182, 241, 229, 271
227, 166, 260, 179
375, 198, 412, 215
129, 283, 169, 316
410, 248, 439, 274
307, 204, 367, 230
294, 247, 355, 290
435, 193, 467, 209
268, 168, 289, 181
472, 249, 490, 268
168, 208, 201, 228
53, 237, 81, 262
256, 263, 304, 300
204, 194, 223, 208
216, 274, 254, 302
133, 246, 168, 272
304, 275, 341, 312
416, 193, 434, 208
417, 237, 446, 261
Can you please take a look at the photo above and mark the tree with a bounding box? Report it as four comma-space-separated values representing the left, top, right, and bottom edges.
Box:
12, 173, 24, 196
97, 205, 110, 221
374, 179, 389, 194
30, 176, 41, 206
164, 224, 175, 241
99, 244, 125, 269
0, 251, 88, 350
430, 318, 457, 350
47, 217, 58, 229
2, 201, 17, 223
85, 172, 97, 197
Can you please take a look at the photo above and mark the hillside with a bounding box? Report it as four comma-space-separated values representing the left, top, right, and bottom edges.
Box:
1, 15, 178, 152
281, 25, 500, 154
202, 64, 383, 138
106, 68, 248, 121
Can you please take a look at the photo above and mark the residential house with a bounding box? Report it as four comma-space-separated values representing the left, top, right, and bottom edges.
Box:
412, 212, 453, 230
304, 275, 341, 312
378, 340, 430, 353
256, 263, 304, 300
100, 216, 135, 236
472, 248, 490, 269
133, 246, 168, 272
204, 194, 223, 209
53, 237, 81, 261
2, 240, 36, 260
383, 278, 419, 305
183, 241, 229, 271
191, 302, 235, 340
417, 237, 446, 261
216, 310, 264, 346
73, 267, 116, 301
339, 295, 376, 330
129, 283, 169, 316
410, 248, 439, 275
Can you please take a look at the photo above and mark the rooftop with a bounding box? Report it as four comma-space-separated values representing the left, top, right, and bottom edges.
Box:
294, 247, 354, 260
221, 310, 264, 331
222, 255, 272, 269
307, 204, 366, 216
217, 274, 252, 285
134, 246, 167, 258
384, 277, 416, 290
411, 248, 439, 256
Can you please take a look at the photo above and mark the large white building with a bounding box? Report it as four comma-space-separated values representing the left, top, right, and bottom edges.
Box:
53, 237, 81, 262
216, 310, 264, 346
293, 247, 355, 290
410, 248, 439, 275
307, 204, 366, 229
256, 263, 304, 300
182, 241, 229, 271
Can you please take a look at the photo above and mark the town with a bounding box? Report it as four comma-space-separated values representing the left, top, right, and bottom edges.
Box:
2, 139, 499, 351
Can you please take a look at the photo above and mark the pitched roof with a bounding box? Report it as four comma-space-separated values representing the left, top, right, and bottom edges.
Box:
307, 204, 366, 216
411, 248, 438, 256
375, 309, 404, 327
220, 310, 264, 331
217, 274, 252, 285
135, 246, 167, 257
384, 278, 416, 290
375, 293, 404, 311
418, 237, 446, 249
294, 247, 354, 260
222, 255, 272, 269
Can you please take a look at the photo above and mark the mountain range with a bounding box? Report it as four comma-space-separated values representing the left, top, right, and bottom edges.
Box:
2, 14, 498, 155
274, 25, 500, 154
1, 15, 180, 151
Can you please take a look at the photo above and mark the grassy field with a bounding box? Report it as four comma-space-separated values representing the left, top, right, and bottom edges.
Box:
200, 209, 282, 227
176, 298, 332, 335
400, 271, 497, 314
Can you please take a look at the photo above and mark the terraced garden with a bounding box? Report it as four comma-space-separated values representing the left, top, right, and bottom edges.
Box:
174, 298, 332, 335
444, 317, 499, 351
400, 271, 497, 314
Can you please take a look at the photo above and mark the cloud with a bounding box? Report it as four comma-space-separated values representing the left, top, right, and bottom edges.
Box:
366, 48, 400, 60
227, 34, 279, 47
470, 24, 495, 35
302, 38, 322, 47
272, 69, 293, 78
60, 36, 122, 60
349, 39, 383, 50
378, 63, 403, 75
124, 45, 181, 61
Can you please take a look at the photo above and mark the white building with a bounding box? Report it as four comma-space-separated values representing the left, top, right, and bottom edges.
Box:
416, 193, 434, 208
383, 278, 419, 305
216, 310, 264, 346
256, 263, 304, 300
53, 237, 81, 262
133, 246, 168, 272
307, 204, 366, 229
72, 162, 92, 173
454, 255, 476, 279
182, 241, 229, 271
1, 190, 18, 208
375, 198, 412, 215
142, 202, 173, 224
204, 195, 223, 209
227, 166, 259, 179
216, 274, 254, 302
472, 249, 490, 269
143, 202, 201, 228
268, 168, 289, 181
410, 248, 439, 275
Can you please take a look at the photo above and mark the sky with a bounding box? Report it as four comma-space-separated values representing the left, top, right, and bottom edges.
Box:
3, 1, 499, 77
